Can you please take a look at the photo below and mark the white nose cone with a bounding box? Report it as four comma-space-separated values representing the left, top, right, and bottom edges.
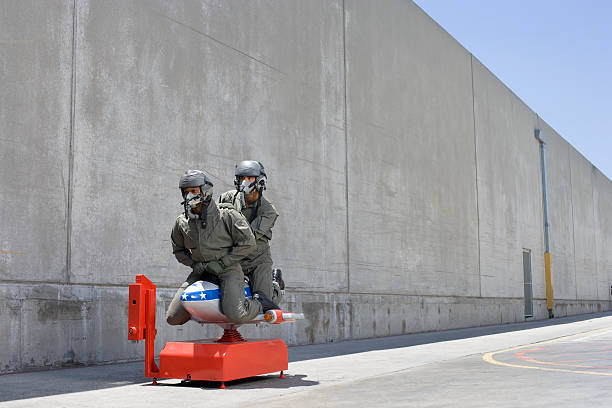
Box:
180, 280, 252, 323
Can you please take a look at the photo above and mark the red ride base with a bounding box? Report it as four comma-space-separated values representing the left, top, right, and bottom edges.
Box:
159, 338, 288, 382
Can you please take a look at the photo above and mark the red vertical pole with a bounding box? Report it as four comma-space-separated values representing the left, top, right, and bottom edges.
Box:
144, 285, 159, 378
128, 275, 159, 379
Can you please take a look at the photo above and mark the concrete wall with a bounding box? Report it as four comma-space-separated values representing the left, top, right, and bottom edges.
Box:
1, 0, 610, 373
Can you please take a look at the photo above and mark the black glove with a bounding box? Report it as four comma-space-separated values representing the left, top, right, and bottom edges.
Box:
192, 261, 208, 276
205, 260, 225, 275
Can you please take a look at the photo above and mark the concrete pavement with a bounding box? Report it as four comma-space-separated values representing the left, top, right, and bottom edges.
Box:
1, 312, 612, 407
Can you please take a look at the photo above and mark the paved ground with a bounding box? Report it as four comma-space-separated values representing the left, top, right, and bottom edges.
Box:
2, 312, 612, 407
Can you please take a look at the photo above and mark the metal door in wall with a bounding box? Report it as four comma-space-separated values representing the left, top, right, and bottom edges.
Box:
523, 249, 533, 318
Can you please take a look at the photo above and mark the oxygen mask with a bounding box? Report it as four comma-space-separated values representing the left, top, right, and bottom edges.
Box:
239, 179, 256, 195
182, 191, 210, 220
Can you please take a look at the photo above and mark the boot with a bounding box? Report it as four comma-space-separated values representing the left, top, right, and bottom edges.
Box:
272, 268, 285, 290
254, 291, 279, 312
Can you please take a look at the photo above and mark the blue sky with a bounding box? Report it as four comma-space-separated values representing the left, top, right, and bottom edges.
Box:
413, 0, 611, 180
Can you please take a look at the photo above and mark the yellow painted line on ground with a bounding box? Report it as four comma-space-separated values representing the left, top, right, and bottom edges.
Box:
482, 326, 612, 377
0, 249, 24, 255
517, 353, 605, 369
515, 347, 612, 369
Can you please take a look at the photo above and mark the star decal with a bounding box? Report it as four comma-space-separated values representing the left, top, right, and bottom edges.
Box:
200, 292, 206, 299
181, 292, 187, 301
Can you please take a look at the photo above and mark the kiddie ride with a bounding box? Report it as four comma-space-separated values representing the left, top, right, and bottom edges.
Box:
128, 275, 304, 388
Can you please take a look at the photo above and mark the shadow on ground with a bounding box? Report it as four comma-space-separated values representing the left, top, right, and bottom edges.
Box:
150, 373, 318, 389
0, 361, 146, 402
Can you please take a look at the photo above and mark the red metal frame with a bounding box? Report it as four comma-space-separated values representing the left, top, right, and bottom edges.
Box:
128, 275, 160, 379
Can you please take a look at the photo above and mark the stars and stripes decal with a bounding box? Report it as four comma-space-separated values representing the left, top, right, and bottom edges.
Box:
181, 289, 220, 301
181, 286, 251, 302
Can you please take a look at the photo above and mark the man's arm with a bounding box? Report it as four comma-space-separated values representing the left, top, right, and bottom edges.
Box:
171, 220, 194, 267
252, 199, 279, 240
220, 210, 256, 267
219, 190, 243, 212
218, 191, 233, 204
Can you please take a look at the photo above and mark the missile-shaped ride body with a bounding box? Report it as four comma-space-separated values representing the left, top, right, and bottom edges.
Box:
180, 280, 305, 325
180, 280, 256, 324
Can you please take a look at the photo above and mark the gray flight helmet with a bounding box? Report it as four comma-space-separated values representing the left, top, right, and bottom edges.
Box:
234, 160, 267, 192
179, 169, 213, 196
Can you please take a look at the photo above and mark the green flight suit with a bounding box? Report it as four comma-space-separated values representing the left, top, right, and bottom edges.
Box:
219, 190, 281, 304
166, 200, 262, 325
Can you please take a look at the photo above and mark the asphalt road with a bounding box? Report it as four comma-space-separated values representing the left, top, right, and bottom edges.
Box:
2, 312, 611, 407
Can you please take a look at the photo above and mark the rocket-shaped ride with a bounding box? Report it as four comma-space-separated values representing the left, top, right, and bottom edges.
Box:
179, 279, 304, 326
128, 275, 304, 388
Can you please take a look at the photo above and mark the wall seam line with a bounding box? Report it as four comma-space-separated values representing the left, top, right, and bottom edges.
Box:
342, 0, 350, 294
591, 166, 599, 299
568, 145, 578, 301
66, 0, 77, 284
470, 55, 482, 298
19, 299, 23, 370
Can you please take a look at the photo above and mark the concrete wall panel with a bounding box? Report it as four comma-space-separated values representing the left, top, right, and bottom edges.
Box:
593, 170, 612, 301
345, 0, 480, 297
69, 0, 347, 291
472, 59, 544, 301
569, 148, 598, 300
0, 1, 73, 282
1, 0, 611, 373
0, 296, 22, 372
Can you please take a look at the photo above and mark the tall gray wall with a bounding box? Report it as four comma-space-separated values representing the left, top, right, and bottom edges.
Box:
1, 0, 610, 373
